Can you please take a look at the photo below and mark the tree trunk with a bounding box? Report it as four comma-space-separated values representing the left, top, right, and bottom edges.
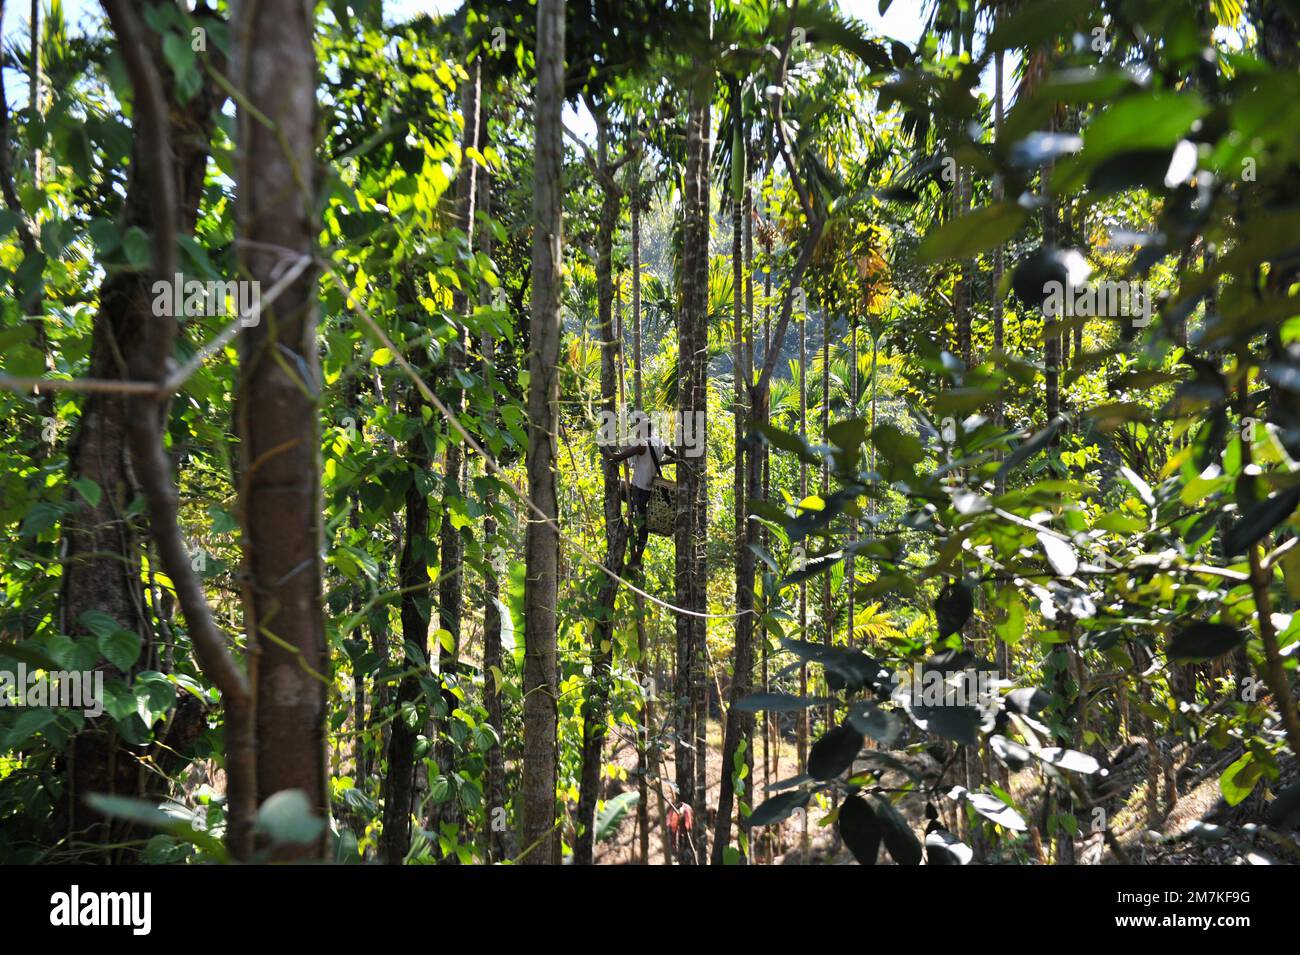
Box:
673, 70, 711, 865
431, 56, 482, 857
575, 107, 629, 865
714, 102, 753, 863
232, 0, 326, 861
521, 0, 564, 865
58, 11, 224, 850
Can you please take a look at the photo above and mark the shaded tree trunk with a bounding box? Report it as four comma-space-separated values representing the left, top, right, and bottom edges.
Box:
575, 105, 629, 865
674, 69, 711, 865
380, 385, 432, 864
232, 0, 326, 861
714, 102, 754, 863
430, 55, 482, 857
521, 0, 564, 865
59, 7, 224, 854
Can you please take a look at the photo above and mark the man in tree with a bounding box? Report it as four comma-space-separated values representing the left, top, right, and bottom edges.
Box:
602, 410, 676, 571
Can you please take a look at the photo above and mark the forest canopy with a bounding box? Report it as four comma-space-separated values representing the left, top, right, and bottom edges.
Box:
0, 0, 1298, 872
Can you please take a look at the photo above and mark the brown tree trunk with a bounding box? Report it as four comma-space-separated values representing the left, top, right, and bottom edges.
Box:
575, 105, 629, 865
60, 6, 224, 854
380, 385, 432, 864
232, 0, 327, 861
521, 0, 564, 865
674, 70, 711, 865
714, 104, 753, 863
430, 56, 482, 857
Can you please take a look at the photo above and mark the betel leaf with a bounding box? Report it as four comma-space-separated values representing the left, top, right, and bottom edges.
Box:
916, 202, 1026, 263
1167, 621, 1245, 662
871, 794, 922, 865
1223, 485, 1300, 557
837, 794, 881, 865
935, 581, 974, 639
807, 723, 864, 780
748, 788, 811, 827
77, 610, 124, 640
98, 628, 142, 671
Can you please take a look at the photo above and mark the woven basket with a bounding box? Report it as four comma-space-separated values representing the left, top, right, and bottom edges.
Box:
645, 477, 676, 536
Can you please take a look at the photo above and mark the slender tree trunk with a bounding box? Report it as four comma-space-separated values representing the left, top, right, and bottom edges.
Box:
674, 70, 711, 865
575, 107, 628, 865
521, 0, 564, 865
431, 57, 482, 856
232, 0, 326, 860
478, 148, 508, 865
58, 12, 224, 850
380, 381, 432, 864
714, 102, 753, 863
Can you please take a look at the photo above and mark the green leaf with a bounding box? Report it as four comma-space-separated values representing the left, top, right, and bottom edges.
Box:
2, 707, 58, 749
1223, 486, 1300, 557
97, 628, 142, 671
254, 789, 326, 846
747, 789, 810, 827
1220, 753, 1262, 807
594, 792, 639, 842
908, 702, 979, 745
123, 226, 153, 269
917, 202, 1026, 263
71, 477, 103, 508
837, 794, 881, 864
807, 723, 863, 780
965, 790, 1028, 831
846, 701, 901, 746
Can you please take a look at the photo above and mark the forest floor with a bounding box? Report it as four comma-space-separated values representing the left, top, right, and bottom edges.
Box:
592, 718, 1300, 865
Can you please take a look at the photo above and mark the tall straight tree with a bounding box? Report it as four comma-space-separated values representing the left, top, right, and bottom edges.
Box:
674, 56, 712, 865
231, 0, 327, 859
522, 0, 564, 865
714, 81, 755, 863
431, 52, 482, 854
574, 101, 631, 865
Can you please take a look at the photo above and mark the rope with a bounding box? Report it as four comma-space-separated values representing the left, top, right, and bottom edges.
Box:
329, 269, 754, 622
